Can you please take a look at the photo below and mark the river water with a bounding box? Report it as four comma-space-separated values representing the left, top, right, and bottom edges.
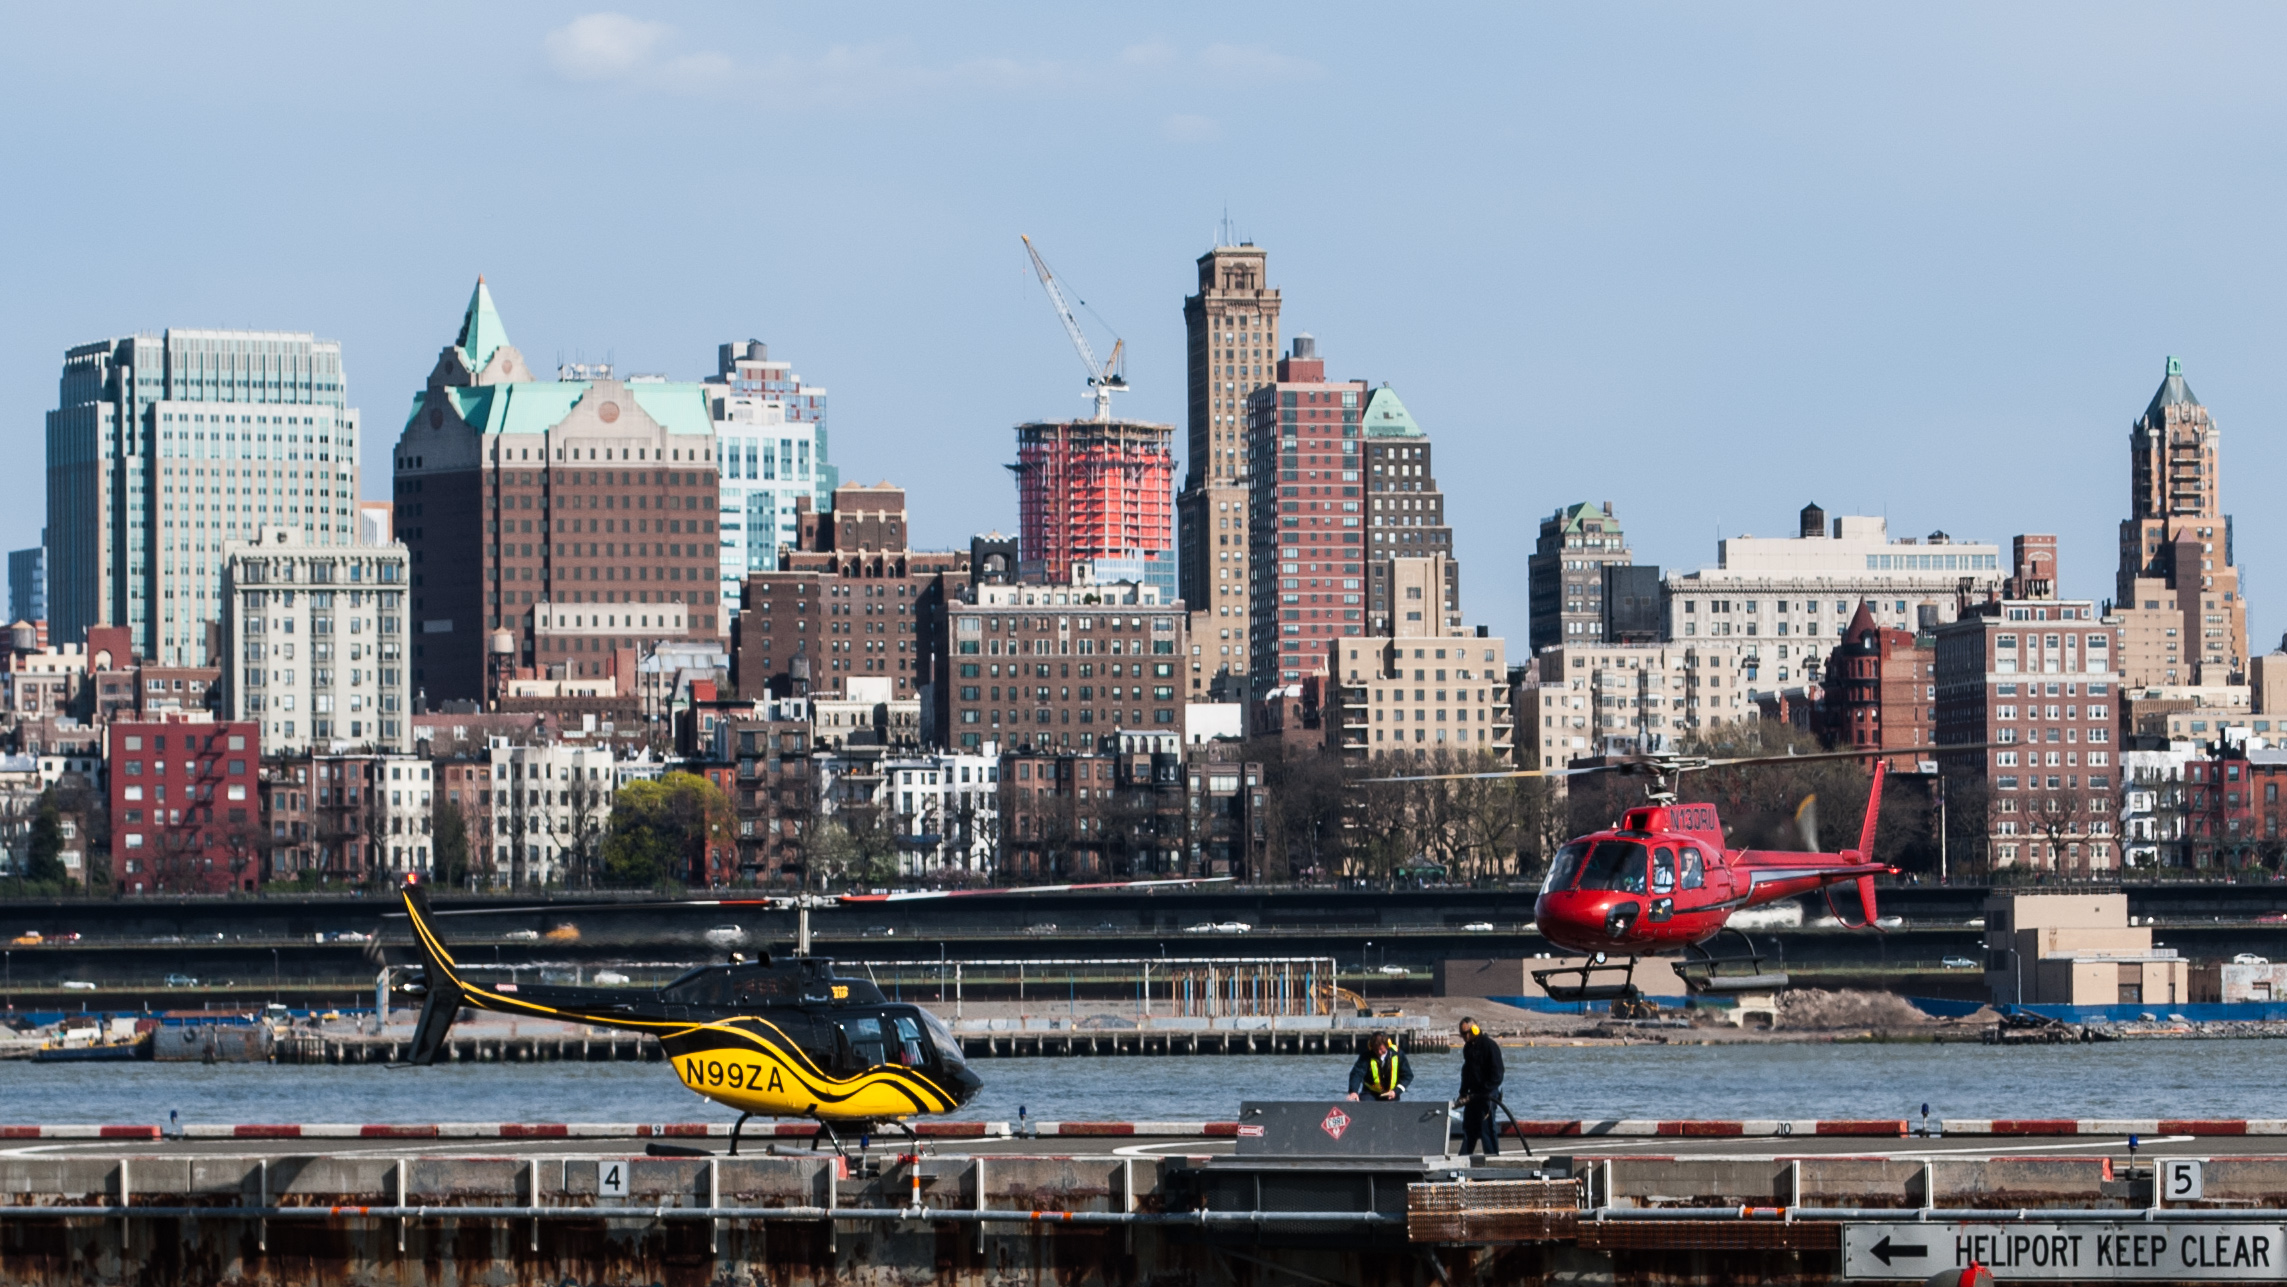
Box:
5, 1042, 2280, 1126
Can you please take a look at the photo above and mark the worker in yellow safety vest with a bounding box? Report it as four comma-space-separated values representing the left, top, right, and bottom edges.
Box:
1345, 1032, 1415, 1101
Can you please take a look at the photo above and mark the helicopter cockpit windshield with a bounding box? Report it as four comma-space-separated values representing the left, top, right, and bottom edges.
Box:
1573, 840, 1649, 893
918, 1007, 963, 1063
1542, 841, 1589, 894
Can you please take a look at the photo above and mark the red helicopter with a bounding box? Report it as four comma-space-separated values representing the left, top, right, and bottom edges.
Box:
1372, 746, 1949, 1003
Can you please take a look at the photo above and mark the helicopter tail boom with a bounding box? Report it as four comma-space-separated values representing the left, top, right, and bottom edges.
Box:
401, 876, 470, 1066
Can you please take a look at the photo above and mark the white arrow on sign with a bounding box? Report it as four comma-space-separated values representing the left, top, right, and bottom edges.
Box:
1842, 1222, 2287, 1280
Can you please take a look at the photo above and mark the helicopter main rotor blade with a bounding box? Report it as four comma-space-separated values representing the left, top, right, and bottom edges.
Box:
1686, 742, 1998, 772
1354, 742, 1997, 786
379, 876, 1239, 916
1355, 764, 1617, 784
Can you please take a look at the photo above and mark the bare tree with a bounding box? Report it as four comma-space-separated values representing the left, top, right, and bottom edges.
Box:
562, 770, 610, 889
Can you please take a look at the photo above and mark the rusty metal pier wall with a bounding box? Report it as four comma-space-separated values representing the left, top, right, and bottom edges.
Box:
10, 1146, 2287, 1284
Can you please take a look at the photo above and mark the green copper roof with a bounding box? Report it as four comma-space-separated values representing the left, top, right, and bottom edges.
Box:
631, 383, 716, 436
455, 277, 511, 372
2146, 354, 2200, 420
403, 381, 715, 436
1360, 386, 1423, 437
1547, 501, 1602, 533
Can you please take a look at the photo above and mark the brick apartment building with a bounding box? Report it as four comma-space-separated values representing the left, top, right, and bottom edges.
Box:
1249, 336, 1371, 692
1000, 731, 1212, 879
733, 483, 969, 702
720, 711, 815, 884
109, 717, 261, 894
937, 575, 1187, 755
1819, 601, 1936, 752
1934, 595, 2126, 873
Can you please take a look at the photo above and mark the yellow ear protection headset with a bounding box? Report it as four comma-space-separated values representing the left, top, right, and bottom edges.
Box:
1461, 1020, 1481, 1038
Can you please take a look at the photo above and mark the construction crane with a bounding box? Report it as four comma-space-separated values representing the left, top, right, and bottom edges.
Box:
1022, 235, 1127, 422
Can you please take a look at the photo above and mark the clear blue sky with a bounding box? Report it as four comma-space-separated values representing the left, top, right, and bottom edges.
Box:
5, 4, 2284, 651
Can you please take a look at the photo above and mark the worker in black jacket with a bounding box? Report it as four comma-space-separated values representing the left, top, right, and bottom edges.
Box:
1346, 1032, 1414, 1101
1456, 1016, 1505, 1155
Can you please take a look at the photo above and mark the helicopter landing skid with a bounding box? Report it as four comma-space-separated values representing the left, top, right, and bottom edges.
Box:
809, 1117, 924, 1158
1533, 954, 1643, 1004
1678, 928, 1790, 994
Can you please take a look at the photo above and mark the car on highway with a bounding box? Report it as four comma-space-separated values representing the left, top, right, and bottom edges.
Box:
1021, 924, 1056, 935
2236, 953, 2271, 966
502, 930, 540, 942
1941, 956, 1979, 969
592, 970, 631, 985
702, 925, 745, 946
1213, 922, 1252, 934
1183, 923, 1215, 933
1461, 921, 1496, 932
163, 974, 198, 987
61, 980, 96, 991
863, 926, 898, 937
9, 932, 41, 946
1378, 965, 1410, 975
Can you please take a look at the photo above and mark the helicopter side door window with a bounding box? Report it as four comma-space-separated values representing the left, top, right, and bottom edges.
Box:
1647, 846, 1676, 921
836, 1016, 890, 1072
1679, 846, 1706, 890
892, 1015, 929, 1067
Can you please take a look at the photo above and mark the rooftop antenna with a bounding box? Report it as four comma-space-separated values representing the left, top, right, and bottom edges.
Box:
1220, 205, 1236, 247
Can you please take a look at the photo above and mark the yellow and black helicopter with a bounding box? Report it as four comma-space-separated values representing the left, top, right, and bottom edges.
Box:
396, 874, 984, 1152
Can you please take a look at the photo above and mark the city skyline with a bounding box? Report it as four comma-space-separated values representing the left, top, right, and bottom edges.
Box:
6, 6, 2287, 656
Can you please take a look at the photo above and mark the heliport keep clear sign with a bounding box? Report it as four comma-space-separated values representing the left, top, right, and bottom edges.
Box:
1841, 1222, 2287, 1280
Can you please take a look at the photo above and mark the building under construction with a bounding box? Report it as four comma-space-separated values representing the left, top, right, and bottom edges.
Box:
1009, 417, 1176, 589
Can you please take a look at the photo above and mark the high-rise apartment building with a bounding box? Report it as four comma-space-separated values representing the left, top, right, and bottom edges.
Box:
1530, 502, 1632, 651
705, 340, 834, 607
1662, 510, 2005, 691
392, 281, 724, 703
1010, 417, 1175, 591
2114, 358, 2246, 687
1358, 386, 1461, 637
9, 537, 45, 624
1935, 596, 2125, 873
220, 525, 413, 753
1248, 338, 1369, 693
732, 482, 968, 704
46, 330, 359, 661
1177, 243, 1282, 696
1325, 554, 1510, 762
